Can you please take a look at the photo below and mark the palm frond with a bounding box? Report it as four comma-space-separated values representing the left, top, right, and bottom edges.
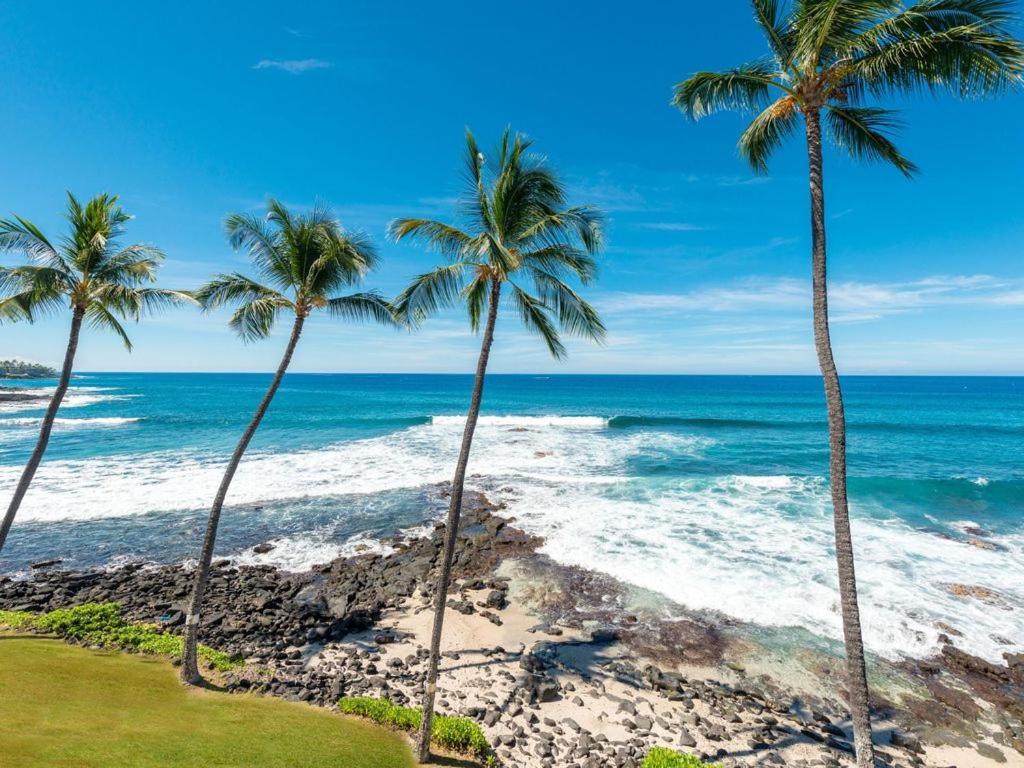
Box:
0, 215, 67, 270
507, 283, 566, 359
92, 284, 195, 319
740, 97, 801, 173
793, 0, 902, 63
673, 59, 785, 119
326, 292, 400, 327
85, 302, 133, 350
529, 269, 606, 343
518, 207, 605, 255
229, 296, 289, 342
225, 211, 294, 291
0, 265, 71, 320
753, 0, 798, 68
92, 244, 165, 284
845, 0, 1024, 96
193, 273, 290, 313
0, 292, 37, 323
520, 244, 599, 285
393, 262, 469, 325
826, 105, 918, 176
462, 273, 490, 332
387, 218, 473, 260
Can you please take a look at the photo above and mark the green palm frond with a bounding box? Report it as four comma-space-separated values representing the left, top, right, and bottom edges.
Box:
92, 284, 195, 319
846, 0, 1024, 96
793, 0, 902, 63
92, 244, 166, 284
0, 215, 66, 271
229, 296, 291, 342
673, 59, 784, 119
326, 292, 400, 327
193, 274, 289, 313
0, 292, 37, 322
507, 284, 566, 360
826, 105, 918, 175
740, 98, 801, 173
387, 218, 473, 260
754, 0, 798, 68
225, 212, 294, 291
85, 302, 134, 350
393, 262, 470, 325
462, 273, 490, 332
529, 269, 606, 343
520, 244, 599, 285
518, 207, 605, 254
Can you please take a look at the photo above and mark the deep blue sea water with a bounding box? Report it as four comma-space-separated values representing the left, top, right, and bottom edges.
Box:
1, 373, 1020, 662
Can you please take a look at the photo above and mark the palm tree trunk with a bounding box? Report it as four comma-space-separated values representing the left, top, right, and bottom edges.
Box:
180, 313, 306, 685
804, 108, 875, 767
417, 279, 501, 763
0, 307, 84, 555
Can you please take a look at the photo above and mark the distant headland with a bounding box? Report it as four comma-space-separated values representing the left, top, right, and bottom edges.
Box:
0, 359, 57, 379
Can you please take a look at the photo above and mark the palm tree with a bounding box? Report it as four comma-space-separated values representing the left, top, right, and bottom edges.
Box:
390, 128, 606, 762
0, 192, 187, 555
673, 2, 1023, 764
179, 200, 397, 685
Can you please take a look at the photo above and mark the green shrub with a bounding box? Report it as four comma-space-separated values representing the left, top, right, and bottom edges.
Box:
338, 696, 490, 757
7, 603, 237, 671
432, 714, 491, 756
642, 747, 721, 768
0, 610, 35, 629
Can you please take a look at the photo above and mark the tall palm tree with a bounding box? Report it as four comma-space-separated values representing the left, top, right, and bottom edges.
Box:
179, 200, 396, 685
673, 2, 1023, 764
390, 129, 606, 763
0, 192, 187, 555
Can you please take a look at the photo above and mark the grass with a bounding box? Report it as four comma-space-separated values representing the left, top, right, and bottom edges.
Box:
0, 635, 416, 768
641, 747, 722, 768
2, 602, 238, 671
338, 696, 491, 758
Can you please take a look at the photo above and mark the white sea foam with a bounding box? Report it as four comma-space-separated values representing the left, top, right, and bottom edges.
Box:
2, 411, 1020, 662
232, 533, 394, 572
0, 387, 134, 415
0, 417, 140, 428
431, 415, 608, 428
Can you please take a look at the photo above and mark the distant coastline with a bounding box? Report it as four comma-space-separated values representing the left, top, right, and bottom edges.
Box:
0, 359, 57, 380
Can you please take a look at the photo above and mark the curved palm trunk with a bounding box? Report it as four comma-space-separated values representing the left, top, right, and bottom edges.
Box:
417, 280, 501, 763
180, 313, 306, 685
805, 109, 875, 767
0, 307, 84, 555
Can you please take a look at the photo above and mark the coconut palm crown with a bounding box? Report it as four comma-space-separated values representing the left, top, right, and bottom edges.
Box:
0, 192, 188, 556
389, 128, 606, 353
673, 0, 1023, 176
194, 199, 393, 335
0, 192, 186, 345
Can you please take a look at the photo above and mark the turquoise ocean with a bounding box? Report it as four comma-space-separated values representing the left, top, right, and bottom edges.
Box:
0, 374, 1020, 663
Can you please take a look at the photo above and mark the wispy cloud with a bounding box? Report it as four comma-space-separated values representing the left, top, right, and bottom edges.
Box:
636, 222, 707, 232
253, 58, 332, 74
597, 275, 1024, 317
716, 175, 771, 188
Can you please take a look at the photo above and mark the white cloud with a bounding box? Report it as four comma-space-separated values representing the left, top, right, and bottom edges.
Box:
253, 58, 331, 74
597, 275, 1024, 317
636, 222, 707, 232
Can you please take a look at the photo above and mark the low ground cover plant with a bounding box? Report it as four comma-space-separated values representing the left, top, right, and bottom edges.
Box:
338, 696, 490, 757
642, 747, 721, 768
0, 602, 237, 670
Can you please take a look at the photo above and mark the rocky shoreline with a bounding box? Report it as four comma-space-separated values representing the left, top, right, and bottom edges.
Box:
1, 491, 1021, 767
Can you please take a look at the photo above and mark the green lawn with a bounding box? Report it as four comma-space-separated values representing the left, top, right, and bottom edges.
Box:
0, 635, 416, 768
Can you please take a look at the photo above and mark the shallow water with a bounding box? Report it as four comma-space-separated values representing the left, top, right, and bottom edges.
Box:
1, 373, 1020, 663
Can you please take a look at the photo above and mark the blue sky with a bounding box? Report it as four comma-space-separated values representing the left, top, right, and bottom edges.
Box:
1, 1, 1021, 375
